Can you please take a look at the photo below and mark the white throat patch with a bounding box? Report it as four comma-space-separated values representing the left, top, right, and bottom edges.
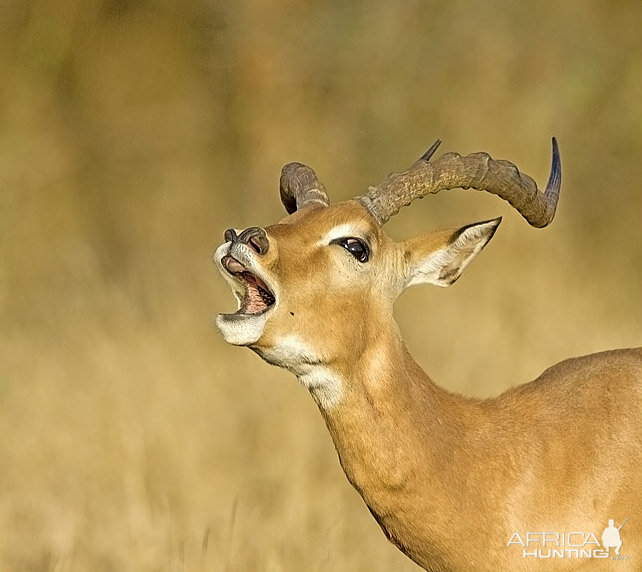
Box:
258, 335, 344, 410
298, 367, 344, 410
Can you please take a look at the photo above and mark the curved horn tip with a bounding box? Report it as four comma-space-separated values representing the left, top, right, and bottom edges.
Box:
545, 136, 562, 195
528, 137, 561, 228
551, 137, 560, 168
418, 139, 442, 163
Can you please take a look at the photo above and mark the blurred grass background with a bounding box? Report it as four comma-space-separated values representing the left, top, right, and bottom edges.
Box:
0, 0, 641, 570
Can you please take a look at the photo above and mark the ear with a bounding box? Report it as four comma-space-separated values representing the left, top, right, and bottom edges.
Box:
403, 218, 501, 288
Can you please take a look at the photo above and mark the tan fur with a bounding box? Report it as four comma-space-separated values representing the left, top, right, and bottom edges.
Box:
216, 200, 642, 572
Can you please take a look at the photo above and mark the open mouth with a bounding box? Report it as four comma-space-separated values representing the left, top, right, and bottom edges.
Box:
221, 254, 276, 315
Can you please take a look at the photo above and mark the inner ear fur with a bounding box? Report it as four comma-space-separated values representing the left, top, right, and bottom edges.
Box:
403, 218, 501, 289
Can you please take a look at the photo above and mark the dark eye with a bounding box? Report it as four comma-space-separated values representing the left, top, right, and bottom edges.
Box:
332, 237, 370, 263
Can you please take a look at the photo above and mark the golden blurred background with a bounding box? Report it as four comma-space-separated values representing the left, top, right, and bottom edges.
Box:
1, 1, 640, 570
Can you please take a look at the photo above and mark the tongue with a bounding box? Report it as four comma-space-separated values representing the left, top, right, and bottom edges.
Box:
244, 274, 268, 314
223, 255, 245, 274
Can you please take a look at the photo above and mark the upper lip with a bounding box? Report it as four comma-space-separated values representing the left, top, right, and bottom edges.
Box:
220, 252, 276, 316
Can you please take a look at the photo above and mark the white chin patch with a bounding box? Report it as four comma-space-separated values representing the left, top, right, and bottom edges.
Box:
216, 313, 267, 346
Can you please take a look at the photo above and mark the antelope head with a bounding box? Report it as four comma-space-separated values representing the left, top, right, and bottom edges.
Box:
215, 139, 560, 403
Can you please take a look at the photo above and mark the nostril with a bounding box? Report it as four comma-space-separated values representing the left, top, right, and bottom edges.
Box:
224, 228, 237, 243
248, 237, 260, 254
237, 226, 269, 254
249, 234, 269, 255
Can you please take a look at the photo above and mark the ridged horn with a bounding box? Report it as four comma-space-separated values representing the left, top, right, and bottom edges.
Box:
279, 162, 330, 214
357, 138, 561, 228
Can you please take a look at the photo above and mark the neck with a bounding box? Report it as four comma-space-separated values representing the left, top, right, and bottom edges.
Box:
295, 325, 486, 570
300, 325, 473, 492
